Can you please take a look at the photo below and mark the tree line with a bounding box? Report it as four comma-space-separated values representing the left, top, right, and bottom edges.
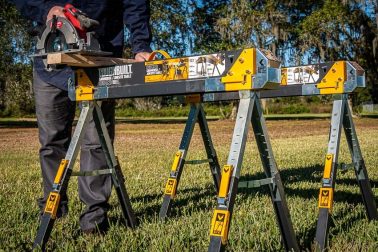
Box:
1, 0, 377, 116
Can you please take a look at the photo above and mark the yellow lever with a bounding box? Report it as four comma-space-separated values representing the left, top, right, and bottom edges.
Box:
147, 50, 172, 61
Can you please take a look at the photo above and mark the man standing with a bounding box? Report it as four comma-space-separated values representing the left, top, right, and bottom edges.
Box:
13, 0, 152, 234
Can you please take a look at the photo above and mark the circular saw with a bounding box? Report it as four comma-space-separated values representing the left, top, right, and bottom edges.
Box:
35, 4, 110, 58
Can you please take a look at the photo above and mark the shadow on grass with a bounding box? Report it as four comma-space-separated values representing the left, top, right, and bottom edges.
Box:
106, 185, 217, 226
125, 164, 377, 250
30, 163, 374, 250
0, 120, 38, 128
231, 164, 377, 250
9, 242, 31, 252
138, 186, 217, 219
236, 164, 378, 202
108, 163, 377, 223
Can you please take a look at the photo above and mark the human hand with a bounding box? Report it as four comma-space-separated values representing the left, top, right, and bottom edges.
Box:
135, 52, 151, 62
46, 6, 65, 24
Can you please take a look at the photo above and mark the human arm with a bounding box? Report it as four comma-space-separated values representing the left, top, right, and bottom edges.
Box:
11, 0, 64, 25
123, 0, 152, 61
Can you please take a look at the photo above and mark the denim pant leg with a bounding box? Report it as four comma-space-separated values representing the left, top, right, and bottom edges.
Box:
78, 100, 115, 231
33, 71, 75, 217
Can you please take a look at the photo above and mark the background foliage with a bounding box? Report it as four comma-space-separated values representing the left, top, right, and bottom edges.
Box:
1, 0, 378, 116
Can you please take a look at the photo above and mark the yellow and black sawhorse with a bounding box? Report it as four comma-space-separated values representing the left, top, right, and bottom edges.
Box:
33, 101, 137, 250
159, 91, 299, 251
159, 95, 222, 219
314, 94, 377, 250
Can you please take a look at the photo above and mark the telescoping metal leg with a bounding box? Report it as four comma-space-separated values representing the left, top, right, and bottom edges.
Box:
33, 101, 94, 251
93, 103, 137, 228
342, 97, 378, 220
314, 95, 346, 251
159, 101, 221, 219
315, 95, 378, 251
208, 91, 298, 252
159, 103, 200, 219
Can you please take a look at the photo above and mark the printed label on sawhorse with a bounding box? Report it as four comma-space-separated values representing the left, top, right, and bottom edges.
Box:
44, 192, 60, 219
164, 178, 177, 197
318, 188, 333, 211
210, 209, 230, 244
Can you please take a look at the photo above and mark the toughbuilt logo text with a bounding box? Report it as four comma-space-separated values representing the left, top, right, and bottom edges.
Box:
99, 65, 133, 82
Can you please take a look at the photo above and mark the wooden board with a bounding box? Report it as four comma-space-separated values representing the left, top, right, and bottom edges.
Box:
47, 53, 136, 67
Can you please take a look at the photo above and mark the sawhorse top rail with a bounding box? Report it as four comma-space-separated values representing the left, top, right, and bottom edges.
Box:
44, 48, 365, 101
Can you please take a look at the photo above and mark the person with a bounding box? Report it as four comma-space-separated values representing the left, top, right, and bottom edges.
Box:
12, 0, 152, 234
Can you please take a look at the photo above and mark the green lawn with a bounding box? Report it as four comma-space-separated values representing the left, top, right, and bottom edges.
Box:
0, 113, 331, 127
0, 118, 377, 251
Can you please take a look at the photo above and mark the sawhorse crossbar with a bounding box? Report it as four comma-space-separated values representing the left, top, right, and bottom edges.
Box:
159, 95, 222, 219
33, 101, 136, 251
208, 91, 299, 252
314, 94, 378, 250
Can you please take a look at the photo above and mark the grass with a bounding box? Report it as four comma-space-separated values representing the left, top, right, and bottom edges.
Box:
115, 104, 234, 118
0, 118, 377, 251
0, 113, 333, 127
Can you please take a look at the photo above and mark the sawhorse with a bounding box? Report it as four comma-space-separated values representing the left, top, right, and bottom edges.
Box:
159, 95, 222, 219
314, 94, 378, 250
208, 91, 299, 252
33, 101, 136, 251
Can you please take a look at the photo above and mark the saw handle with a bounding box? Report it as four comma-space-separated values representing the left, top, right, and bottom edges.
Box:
63, 4, 99, 35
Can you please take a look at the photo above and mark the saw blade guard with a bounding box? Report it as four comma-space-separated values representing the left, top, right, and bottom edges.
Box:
37, 16, 81, 54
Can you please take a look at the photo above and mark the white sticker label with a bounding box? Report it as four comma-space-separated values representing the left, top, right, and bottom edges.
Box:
99, 64, 133, 82
285, 65, 320, 84
188, 54, 225, 79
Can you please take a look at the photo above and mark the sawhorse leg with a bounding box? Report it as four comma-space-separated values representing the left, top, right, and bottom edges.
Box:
92, 102, 137, 228
159, 100, 221, 219
314, 94, 378, 251
208, 91, 298, 252
33, 101, 136, 251
343, 97, 378, 220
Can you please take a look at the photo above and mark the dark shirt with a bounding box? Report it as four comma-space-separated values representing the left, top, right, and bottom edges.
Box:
12, 0, 152, 90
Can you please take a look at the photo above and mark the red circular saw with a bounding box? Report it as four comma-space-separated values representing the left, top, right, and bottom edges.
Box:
36, 4, 110, 57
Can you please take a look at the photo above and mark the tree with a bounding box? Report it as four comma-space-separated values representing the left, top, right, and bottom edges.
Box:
298, 0, 378, 104
1, 0, 378, 116
0, 0, 33, 116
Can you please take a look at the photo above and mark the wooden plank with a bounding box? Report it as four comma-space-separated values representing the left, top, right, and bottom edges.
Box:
47, 53, 136, 67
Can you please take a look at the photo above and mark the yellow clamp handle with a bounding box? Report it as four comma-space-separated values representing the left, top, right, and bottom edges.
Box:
147, 50, 172, 61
